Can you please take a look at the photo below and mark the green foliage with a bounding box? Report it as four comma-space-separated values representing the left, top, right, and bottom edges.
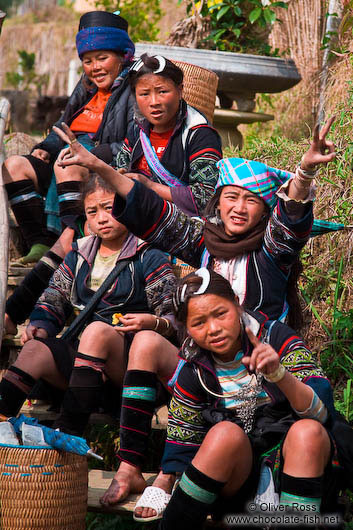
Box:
5, 50, 49, 96
94, 0, 162, 42
189, 0, 287, 55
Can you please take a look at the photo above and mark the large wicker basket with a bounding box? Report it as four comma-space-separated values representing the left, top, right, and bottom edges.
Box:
0, 444, 88, 529
172, 61, 218, 124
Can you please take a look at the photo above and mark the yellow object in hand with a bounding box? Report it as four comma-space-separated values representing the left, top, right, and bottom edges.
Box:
112, 313, 123, 325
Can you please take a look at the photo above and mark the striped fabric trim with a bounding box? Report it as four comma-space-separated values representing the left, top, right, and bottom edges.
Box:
58, 192, 82, 203
122, 386, 156, 401
3, 371, 32, 394
293, 388, 327, 424
280, 491, 321, 510
140, 130, 186, 188
73, 357, 105, 373
9, 191, 41, 205
179, 473, 217, 504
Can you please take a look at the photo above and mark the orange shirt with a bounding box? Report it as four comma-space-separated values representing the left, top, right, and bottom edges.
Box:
136, 128, 174, 174
70, 90, 112, 134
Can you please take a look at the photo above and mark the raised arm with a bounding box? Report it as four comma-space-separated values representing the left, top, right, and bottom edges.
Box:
54, 123, 134, 199
286, 116, 336, 202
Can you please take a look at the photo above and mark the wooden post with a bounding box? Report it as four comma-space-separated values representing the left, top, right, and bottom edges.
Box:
0, 11, 5, 36
0, 98, 10, 342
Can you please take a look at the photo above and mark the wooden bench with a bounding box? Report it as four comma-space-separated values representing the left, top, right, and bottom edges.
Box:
88, 470, 157, 514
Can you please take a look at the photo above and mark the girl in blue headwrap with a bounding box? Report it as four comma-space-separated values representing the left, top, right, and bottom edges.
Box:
4, 10, 135, 266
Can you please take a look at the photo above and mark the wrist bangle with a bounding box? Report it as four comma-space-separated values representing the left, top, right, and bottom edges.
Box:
153, 317, 160, 331
161, 317, 171, 331
263, 364, 286, 383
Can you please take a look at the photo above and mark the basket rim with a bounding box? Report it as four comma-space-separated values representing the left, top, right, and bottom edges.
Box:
171, 59, 219, 80
0, 442, 53, 450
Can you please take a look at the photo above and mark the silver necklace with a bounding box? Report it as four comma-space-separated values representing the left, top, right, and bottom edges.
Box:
196, 367, 264, 433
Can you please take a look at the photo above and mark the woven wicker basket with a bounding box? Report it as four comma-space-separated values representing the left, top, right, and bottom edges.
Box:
172, 258, 196, 279
171, 61, 218, 124
0, 444, 88, 529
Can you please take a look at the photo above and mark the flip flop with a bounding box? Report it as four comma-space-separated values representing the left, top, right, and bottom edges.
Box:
133, 485, 172, 522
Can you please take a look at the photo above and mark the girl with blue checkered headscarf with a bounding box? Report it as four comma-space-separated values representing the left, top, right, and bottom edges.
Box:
4, 10, 135, 267
55, 118, 339, 331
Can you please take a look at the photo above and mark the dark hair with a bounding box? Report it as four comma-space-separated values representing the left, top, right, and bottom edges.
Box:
173, 269, 238, 324
81, 172, 116, 203
129, 53, 183, 93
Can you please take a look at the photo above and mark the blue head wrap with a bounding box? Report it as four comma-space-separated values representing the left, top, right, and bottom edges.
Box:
216, 157, 292, 211
76, 26, 135, 63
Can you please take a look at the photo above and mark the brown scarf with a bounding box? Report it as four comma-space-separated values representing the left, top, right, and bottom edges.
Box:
203, 217, 267, 260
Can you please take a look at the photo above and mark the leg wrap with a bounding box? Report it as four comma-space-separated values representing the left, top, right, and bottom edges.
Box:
57, 181, 83, 219
0, 366, 36, 416
54, 352, 105, 436
6, 180, 49, 247
118, 370, 157, 468
161, 464, 225, 530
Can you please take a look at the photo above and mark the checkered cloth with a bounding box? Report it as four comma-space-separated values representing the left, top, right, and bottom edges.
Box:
216, 158, 293, 211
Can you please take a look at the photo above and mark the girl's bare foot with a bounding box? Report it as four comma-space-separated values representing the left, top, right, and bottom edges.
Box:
100, 462, 146, 506
134, 471, 176, 519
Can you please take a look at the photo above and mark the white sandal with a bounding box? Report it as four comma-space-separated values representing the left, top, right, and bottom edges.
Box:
133, 485, 172, 522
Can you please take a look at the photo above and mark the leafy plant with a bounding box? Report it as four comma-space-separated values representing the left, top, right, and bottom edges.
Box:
94, 0, 162, 42
188, 0, 287, 54
5, 50, 49, 96
335, 379, 353, 423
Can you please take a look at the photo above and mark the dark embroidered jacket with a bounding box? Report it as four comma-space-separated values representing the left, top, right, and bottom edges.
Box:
29, 233, 177, 336
113, 181, 313, 321
161, 311, 334, 473
33, 71, 135, 162
114, 100, 222, 215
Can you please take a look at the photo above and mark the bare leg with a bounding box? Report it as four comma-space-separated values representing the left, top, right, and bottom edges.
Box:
54, 162, 89, 184
78, 321, 126, 386
159, 422, 253, 528
14, 339, 67, 389
100, 331, 179, 507
3, 155, 39, 187
282, 419, 331, 476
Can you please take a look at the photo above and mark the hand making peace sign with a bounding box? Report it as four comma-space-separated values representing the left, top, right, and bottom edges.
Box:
301, 116, 336, 171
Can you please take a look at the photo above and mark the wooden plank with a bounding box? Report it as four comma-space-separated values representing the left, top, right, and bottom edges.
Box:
0, 98, 10, 341
87, 470, 157, 513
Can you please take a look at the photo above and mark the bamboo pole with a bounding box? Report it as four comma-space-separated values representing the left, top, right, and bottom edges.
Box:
0, 11, 5, 36
0, 98, 10, 342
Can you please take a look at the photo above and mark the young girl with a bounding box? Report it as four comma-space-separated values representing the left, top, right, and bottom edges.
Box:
114, 54, 222, 216
0, 175, 179, 452
153, 269, 336, 528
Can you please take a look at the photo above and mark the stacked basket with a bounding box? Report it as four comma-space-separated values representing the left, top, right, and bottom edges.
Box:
0, 444, 88, 529
171, 60, 218, 123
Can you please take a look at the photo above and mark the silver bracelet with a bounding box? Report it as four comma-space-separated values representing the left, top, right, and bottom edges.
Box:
263, 364, 286, 383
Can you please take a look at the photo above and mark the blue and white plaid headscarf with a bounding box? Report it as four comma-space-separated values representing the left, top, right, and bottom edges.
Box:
216, 157, 293, 211
215, 157, 345, 235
